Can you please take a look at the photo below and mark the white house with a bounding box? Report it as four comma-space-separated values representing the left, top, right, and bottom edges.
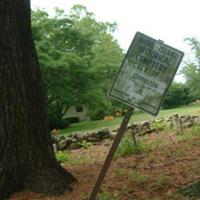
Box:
65, 105, 89, 121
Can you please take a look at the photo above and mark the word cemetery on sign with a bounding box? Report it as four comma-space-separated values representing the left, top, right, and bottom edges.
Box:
109, 32, 184, 115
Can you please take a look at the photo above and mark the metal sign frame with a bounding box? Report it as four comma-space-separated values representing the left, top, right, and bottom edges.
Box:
108, 32, 184, 116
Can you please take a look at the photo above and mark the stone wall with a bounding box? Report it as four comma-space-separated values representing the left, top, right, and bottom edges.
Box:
52, 114, 200, 151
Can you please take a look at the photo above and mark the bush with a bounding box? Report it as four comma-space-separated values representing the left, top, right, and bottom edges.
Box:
86, 89, 112, 120
115, 133, 150, 157
48, 114, 69, 130
55, 151, 70, 163
191, 124, 200, 136
89, 109, 109, 120
153, 175, 171, 190
178, 180, 200, 198
163, 82, 194, 109
99, 191, 115, 200
129, 172, 148, 186
88, 98, 112, 120
65, 117, 80, 124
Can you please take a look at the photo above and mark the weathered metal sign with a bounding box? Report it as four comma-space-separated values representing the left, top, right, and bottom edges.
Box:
109, 32, 184, 115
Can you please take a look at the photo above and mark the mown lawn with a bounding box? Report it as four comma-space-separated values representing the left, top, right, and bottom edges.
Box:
60, 104, 200, 135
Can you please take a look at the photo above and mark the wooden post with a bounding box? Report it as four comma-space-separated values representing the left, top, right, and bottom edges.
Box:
131, 131, 138, 147
173, 114, 183, 134
88, 107, 134, 200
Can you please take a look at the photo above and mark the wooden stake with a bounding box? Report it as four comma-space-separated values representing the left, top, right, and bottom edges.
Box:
88, 107, 134, 200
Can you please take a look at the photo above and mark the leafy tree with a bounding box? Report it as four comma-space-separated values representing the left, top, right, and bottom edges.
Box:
0, 1, 75, 199
86, 89, 112, 120
32, 9, 91, 120
69, 5, 123, 119
32, 5, 123, 121
163, 82, 193, 108
181, 38, 200, 98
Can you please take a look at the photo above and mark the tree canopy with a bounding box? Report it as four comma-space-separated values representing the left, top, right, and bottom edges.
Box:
32, 5, 123, 122
181, 38, 200, 99
163, 82, 193, 108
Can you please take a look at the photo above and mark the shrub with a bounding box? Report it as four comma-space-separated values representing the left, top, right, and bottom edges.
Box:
115, 134, 150, 157
48, 114, 69, 130
79, 140, 93, 149
55, 151, 70, 163
129, 171, 148, 186
163, 82, 194, 109
65, 117, 80, 124
87, 89, 112, 120
191, 124, 200, 136
99, 191, 116, 200
178, 180, 200, 198
89, 109, 108, 120
153, 175, 171, 190
151, 120, 166, 131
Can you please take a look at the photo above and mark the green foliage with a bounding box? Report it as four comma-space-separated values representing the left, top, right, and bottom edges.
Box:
171, 194, 193, 200
151, 120, 166, 131
55, 151, 70, 163
115, 134, 138, 157
79, 140, 92, 149
181, 38, 200, 99
48, 114, 69, 130
163, 82, 194, 109
115, 133, 150, 157
129, 171, 148, 186
153, 175, 171, 190
87, 89, 112, 120
60, 104, 200, 134
65, 117, 80, 124
99, 191, 116, 200
31, 5, 123, 123
191, 124, 200, 136
178, 180, 200, 199
56, 150, 94, 165
151, 137, 163, 149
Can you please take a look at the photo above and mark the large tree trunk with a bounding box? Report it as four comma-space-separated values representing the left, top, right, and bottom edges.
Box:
0, 0, 76, 199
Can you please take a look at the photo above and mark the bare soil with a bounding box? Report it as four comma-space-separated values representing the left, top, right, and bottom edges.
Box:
10, 132, 200, 200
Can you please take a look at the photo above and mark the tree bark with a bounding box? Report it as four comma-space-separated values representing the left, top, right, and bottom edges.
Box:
0, 0, 76, 199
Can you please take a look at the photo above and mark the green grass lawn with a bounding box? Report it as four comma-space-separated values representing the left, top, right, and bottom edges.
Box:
60, 104, 200, 135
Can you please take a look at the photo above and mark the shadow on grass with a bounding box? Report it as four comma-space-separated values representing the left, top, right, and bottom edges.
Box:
178, 180, 200, 198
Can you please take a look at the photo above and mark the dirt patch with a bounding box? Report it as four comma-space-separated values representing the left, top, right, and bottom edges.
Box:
10, 133, 200, 200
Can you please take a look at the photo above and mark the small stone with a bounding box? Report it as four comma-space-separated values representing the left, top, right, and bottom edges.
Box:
141, 121, 151, 128
57, 138, 73, 150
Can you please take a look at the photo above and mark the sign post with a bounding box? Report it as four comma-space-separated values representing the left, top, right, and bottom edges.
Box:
89, 107, 134, 200
89, 32, 184, 200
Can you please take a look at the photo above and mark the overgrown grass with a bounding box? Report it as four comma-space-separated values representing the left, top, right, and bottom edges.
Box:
60, 104, 200, 135
178, 180, 200, 199
55, 151, 70, 163
115, 130, 167, 157
176, 125, 200, 142
129, 171, 149, 186
171, 193, 196, 200
99, 187, 130, 200
99, 191, 117, 200
55, 151, 95, 165
153, 175, 172, 190
191, 124, 200, 136
115, 133, 150, 157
